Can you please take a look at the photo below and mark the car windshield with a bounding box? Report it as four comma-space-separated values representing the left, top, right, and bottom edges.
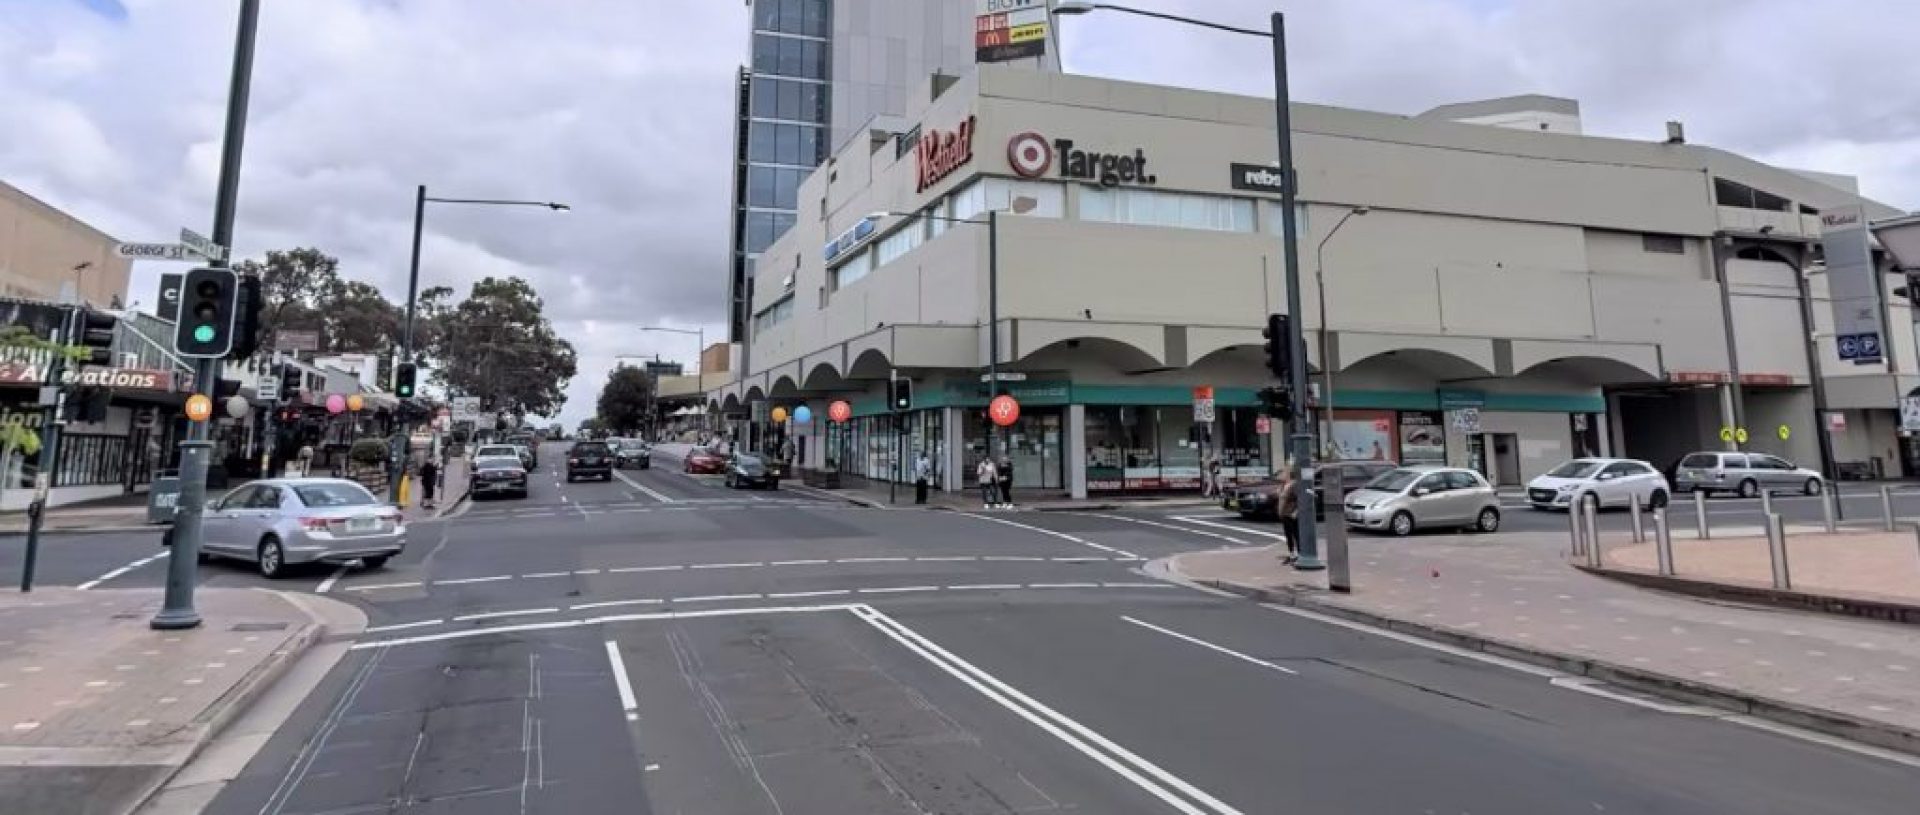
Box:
618, 442, 647, 452
1366, 469, 1423, 492
736, 455, 765, 473
475, 457, 521, 471
291, 482, 377, 507
476, 446, 516, 458
1547, 461, 1604, 479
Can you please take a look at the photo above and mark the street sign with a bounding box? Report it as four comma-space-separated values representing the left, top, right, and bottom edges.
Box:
1778, 424, 1792, 441
451, 396, 482, 423
1831, 412, 1852, 432
979, 372, 1028, 382
257, 372, 280, 403
179, 227, 228, 261
1734, 427, 1750, 444
276, 329, 320, 352
1837, 331, 1883, 363
1192, 385, 1215, 423
115, 242, 197, 262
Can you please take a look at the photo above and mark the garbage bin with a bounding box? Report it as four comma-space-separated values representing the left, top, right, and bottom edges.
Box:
147, 470, 183, 524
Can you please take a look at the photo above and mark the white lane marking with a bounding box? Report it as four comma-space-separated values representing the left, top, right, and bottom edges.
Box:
767, 589, 852, 599
1027, 582, 1101, 590
1083, 512, 1250, 546
452, 607, 561, 622
954, 512, 1140, 559
858, 586, 939, 594
613, 469, 676, 503
573, 569, 602, 575
1050, 556, 1109, 562
1169, 516, 1286, 541
671, 593, 766, 604
914, 556, 978, 562
838, 556, 908, 563
770, 559, 830, 566
948, 584, 1020, 591
436, 575, 513, 586
608, 565, 683, 574
1121, 615, 1298, 676
522, 571, 571, 579
1263, 604, 1562, 678
76, 551, 169, 591
345, 581, 424, 592
984, 555, 1044, 562
1101, 582, 1175, 589
364, 619, 446, 633
351, 605, 855, 650
853, 605, 1241, 815
691, 562, 763, 570
315, 563, 351, 594
570, 598, 665, 611
604, 640, 640, 722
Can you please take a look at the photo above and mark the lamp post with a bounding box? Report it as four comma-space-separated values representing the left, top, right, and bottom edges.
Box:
1315, 206, 1369, 455
640, 326, 705, 375
1054, 2, 1321, 568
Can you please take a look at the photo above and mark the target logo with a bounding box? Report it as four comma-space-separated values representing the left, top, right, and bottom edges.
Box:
1006, 132, 1053, 178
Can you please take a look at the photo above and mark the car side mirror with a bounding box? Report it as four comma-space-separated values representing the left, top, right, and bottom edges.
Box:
1413, 487, 1430, 496
205, 499, 221, 511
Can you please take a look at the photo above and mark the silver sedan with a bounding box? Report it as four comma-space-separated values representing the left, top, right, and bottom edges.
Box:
170, 478, 406, 578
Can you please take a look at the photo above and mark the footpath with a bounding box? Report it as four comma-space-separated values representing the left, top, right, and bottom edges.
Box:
0, 586, 364, 815
1168, 523, 1920, 756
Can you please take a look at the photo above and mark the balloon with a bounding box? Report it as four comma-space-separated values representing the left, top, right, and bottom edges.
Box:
771, 406, 789, 423
828, 400, 852, 423
793, 405, 813, 424
989, 395, 1020, 427
224, 395, 251, 420
346, 394, 365, 412
325, 394, 346, 414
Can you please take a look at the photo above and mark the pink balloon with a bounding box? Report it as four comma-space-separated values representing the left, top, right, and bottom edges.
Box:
325, 394, 346, 414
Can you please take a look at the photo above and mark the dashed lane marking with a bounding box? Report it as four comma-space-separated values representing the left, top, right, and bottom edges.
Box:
1079, 513, 1250, 546
612, 469, 675, 503
340, 554, 1143, 593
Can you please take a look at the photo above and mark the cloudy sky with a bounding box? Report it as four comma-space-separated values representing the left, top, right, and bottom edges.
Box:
3, 0, 1916, 429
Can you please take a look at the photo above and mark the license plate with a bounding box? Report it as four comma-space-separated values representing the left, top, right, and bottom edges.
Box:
348, 517, 378, 532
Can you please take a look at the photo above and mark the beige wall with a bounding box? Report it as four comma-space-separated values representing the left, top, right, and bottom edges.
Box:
0, 182, 130, 309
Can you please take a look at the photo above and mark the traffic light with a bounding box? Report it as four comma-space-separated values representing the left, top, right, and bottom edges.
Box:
1262, 313, 1291, 380
1258, 386, 1295, 420
890, 378, 912, 412
173, 267, 239, 358
394, 362, 418, 398
73, 309, 117, 366
227, 274, 264, 359
280, 364, 302, 399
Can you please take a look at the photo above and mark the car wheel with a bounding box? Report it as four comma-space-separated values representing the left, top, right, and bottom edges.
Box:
161, 526, 174, 548
565, 473, 575, 483
1475, 507, 1501, 533
257, 536, 286, 580
361, 555, 389, 570
1803, 478, 1823, 496
1738, 479, 1759, 499
1389, 511, 1414, 537
1648, 490, 1669, 509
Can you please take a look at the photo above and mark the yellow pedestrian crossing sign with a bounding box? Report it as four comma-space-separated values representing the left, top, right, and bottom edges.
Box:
1777, 425, 1791, 441
1735, 427, 1749, 444
1719, 427, 1733, 442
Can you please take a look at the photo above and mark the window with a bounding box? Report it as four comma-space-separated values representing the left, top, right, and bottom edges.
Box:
1082, 187, 1254, 232
750, 77, 826, 123
752, 0, 828, 37
1599, 462, 1639, 479
745, 211, 796, 254
948, 178, 1064, 222
1723, 454, 1750, 468
1261, 202, 1311, 236
753, 295, 795, 336
246, 487, 284, 509
1679, 453, 1717, 469
294, 483, 378, 507
218, 486, 259, 511
750, 122, 823, 166
1443, 471, 1482, 490
1712, 177, 1791, 212
750, 34, 826, 80
1642, 234, 1684, 254
875, 220, 922, 267
835, 248, 873, 289
747, 166, 805, 210
1414, 473, 1450, 493
1753, 456, 1791, 470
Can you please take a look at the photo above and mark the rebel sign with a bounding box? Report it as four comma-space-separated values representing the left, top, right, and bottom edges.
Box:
988, 394, 1020, 427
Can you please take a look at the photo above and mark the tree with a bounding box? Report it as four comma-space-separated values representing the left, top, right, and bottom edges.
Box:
596, 365, 655, 434
235, 247, 404, 360
424, 276, 577, 418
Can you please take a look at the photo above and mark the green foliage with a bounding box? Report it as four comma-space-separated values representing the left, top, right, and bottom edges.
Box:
424, 276, 577, 418
0, 326, 88, 456
596, 366, 655, 434
348, 437, 390, 466
0, 423, 40, 456
234, 247, 403, 358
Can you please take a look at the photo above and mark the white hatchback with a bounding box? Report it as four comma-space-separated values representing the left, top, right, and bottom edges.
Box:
1526, 458, 1670, 511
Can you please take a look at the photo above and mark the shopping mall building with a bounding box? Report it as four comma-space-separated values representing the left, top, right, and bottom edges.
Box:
710, 64, 1910, 498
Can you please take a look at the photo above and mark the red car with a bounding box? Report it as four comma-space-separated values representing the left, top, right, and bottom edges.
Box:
684, 449, 727, 474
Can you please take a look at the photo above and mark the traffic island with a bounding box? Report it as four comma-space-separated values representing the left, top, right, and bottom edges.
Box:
1589, 528, 1920, 624
0, 587, 356, 815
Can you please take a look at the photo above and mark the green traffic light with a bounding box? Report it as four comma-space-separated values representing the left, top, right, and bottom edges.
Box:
193, 325, 215, 343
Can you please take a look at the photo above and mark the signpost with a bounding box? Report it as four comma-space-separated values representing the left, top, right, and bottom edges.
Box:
179, 227, 228, 261
115, 243, 199, 262
1824, 205, 1884, 365
975, 0, 1050, 63
451, 396, 483, 425
1192, 385, 1215, 424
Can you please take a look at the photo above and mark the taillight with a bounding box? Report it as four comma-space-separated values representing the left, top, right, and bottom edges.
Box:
379, 511, 402, 523
300, 518, 332, 530
569, 458, 580, 465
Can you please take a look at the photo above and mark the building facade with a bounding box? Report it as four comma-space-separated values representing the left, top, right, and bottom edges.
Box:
1, 180, 131, 310
716, 65, 1908, 498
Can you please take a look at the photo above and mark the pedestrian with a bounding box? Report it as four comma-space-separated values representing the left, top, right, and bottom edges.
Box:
913, 451, 932, 505
976, 455, 999, 508
1276, 467, 1302, 565
997, 455, 1015, 509
419, 456, 440, 509
1204, 454, 1221, 497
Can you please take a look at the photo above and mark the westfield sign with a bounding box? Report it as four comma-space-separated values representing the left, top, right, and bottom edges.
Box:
915, 115, 976, 192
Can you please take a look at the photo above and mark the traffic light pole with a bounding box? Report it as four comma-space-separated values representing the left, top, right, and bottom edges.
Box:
154, 0, 259, 630
18, 310, 73, 592
1269, 12, 1322, 571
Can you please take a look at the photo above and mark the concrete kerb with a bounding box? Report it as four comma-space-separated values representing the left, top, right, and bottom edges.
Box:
1158, 552, 1920, 759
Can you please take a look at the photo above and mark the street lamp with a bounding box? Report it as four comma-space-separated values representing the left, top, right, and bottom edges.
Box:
1053, 3, 1323, 568
1316, 205, 1369, 454
641, 325, 706, 375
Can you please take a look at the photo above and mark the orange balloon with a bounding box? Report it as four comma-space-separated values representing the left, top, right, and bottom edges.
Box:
346, 394, 365, 412
771, 406, 789, 423
185, 394, 213, 423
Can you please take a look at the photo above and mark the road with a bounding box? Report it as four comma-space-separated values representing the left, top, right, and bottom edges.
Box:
6, 444, 1920, 813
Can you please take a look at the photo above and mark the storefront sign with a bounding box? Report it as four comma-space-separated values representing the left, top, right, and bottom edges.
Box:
1741, 372, 1794, 386
915, 115, 976, 192
0, 361, 175, 391
1437, 388, 1485, 409
822, 217, 878, 265
974, 0, 1048, 63
1229, 163, 1288, 195
1824, 204, 1884, 364
1006, 132, 1155, 187
1669, 371, 1731, 385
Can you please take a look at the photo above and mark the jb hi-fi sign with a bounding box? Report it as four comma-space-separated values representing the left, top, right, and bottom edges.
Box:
915, 115, 976, 192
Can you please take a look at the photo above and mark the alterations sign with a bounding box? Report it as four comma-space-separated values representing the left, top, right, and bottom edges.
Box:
1823, 204, 1884, 364
976, 0, 1049, 63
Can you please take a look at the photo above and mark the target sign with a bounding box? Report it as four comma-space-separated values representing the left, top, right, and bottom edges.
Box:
988, 395, 1020, 427
1007, 132, 1052, 178
828, 400, 852, 424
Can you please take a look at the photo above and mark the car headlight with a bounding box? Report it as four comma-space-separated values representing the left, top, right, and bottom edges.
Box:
1557, 485, 1576, 492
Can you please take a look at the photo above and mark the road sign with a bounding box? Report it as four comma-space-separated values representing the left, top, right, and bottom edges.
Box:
1837, 331, 1883, 363
1451, 407, 1481, 433
1734, 427, 1749, 444
115, 242, 197, 262
979, 372, 1028, 382
276, 329, 320, 352
1831, 411, 1852, 432
257, 372, 280, 403
989, 394, 1020, 427
451, 396, 482, 423
185, 394, 212, 422
179, 227, 228, 261
1777, 424, 1791, 441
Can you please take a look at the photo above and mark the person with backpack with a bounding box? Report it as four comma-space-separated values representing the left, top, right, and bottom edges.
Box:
976, 454, 999, 508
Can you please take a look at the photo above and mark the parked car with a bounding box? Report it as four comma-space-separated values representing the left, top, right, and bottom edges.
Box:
1526, 457, 1670, 511
1344, 466, 1502, 536
1672, 451, 1823, 497
1223, 460, 1399, 520
164, 478, 405, 578
724, 453, 779, 489
507, 435, 539, 467
614, 441, 651, 469
471, 456, 530, 499
566, 441, 614, 482
684, 448, 728, 475
473, 444, 534, 472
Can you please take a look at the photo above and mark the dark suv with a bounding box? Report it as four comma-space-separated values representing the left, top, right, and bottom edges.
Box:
565, 441, 613, 482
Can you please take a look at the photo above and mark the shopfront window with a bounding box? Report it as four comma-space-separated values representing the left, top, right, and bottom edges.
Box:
1084, 406, 1222, 491
964, 408, 1063, 491
1216, 407, 1269, 481
1398, 411, 1446, 464
829, 410, 942, 487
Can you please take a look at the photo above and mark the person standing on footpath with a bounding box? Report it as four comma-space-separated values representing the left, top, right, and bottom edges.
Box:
419, 456, 440, 510
997, 455, 1015, 509
976, 455, 999, 508
913, 452, 932, 505
1276, 467, 1302, 565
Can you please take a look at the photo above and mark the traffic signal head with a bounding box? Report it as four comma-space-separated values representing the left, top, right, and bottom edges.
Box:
1262, 313, 1290, 380
890, 378, 912, 412
227, 274, 264, 359
1897, 273, 1920, 308
74, 309, 117, 366
1258, 386, 1295, 420
173, 267, 239, 358
394, 362, 418, 398
280, 364, 302, 398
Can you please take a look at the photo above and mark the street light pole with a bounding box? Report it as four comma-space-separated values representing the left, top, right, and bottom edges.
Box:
988, 209, 1001, 464
1315, 206, 1368, 457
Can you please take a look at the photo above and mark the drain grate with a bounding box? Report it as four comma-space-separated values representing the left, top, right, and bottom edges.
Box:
230, 622, 290, 632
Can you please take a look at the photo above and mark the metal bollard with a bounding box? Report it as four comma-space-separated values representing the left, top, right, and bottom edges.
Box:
1583, 497, 1603, 569
1567, 501, 1587, 557
1693, 489, 1710, 540
1765, 512, 1791, 590
1653, 507, 1673, 577
1759, 489, 1772, 520
1883, 485, 1897, 532
1821, 487, 1838, 533
1628, 493, 1645, 543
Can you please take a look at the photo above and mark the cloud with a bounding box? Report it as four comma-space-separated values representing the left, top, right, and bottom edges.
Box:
4, 0, 1914, 429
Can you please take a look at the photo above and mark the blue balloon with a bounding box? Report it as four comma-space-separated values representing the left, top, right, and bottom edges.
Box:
793, 405, 813, 424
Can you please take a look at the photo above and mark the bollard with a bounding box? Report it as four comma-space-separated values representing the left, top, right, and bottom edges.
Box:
1693, 489, 1710, 541
1628, 493, 1645, 543
1765, 512, 1791, 590
1567, 502, 1587, 557
1833, 481, 1845, 521
1821, 487, 1838, 534
1759, 488, 1772, 520
1583, 497, 1603, 569
1653, 507, 1673, 577
1911, 523, 1920, 573
1883, 486, 1897, 532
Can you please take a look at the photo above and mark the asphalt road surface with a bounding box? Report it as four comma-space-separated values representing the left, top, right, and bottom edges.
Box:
7, 444, 1920, 813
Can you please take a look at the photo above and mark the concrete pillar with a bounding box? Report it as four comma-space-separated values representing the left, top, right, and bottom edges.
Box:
1604, 392, 1626, 458
942, 406, 964, 492
1068, 403, 1088, 499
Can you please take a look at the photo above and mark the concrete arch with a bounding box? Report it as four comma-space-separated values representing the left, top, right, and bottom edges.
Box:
1517, 354, 1661, 385
744, 384, 766, 404
1336, 334, 1497, 378
1342, 347, 1497, 380
801, 362, 848, 392
847, 348, 893, 379
1020, 336, 1165, 373
720, 393, 742, 413
1017, 322, 1166, 371
770, 374, 801, 398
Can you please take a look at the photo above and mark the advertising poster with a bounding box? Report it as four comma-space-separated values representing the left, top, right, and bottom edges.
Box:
1330, 413, 1394, 462
1398, 412, 1446, 464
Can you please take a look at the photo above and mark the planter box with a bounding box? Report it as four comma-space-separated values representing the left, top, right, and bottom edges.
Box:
801, 469, 842, 489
